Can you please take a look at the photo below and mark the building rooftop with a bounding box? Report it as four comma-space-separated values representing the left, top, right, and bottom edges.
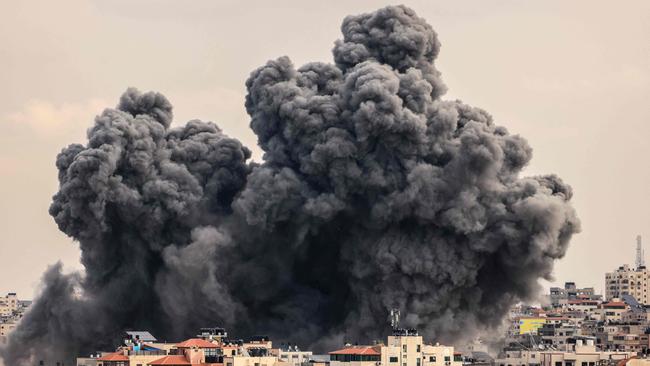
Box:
329, 346, 381, 356
176, 338, 219, 348
149, 355, 192, 365
97, 352, 129, 361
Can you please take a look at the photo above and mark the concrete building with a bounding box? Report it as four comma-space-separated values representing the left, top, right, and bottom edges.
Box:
276, 344, 313, 366
539, 339, 634, 366
330, 328, 461, 366
599, 301, 629, 322
550, 283, 601, 307
494, 349, 541, 366
0, 292, 19, 316
330, 345, 381, 366
0, 292, 30, 343
606, 265, 650, 304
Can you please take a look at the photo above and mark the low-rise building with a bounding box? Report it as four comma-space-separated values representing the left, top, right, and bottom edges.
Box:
276, 344, 313, 366
330, 328, 461, 366
539, 339, 634, 366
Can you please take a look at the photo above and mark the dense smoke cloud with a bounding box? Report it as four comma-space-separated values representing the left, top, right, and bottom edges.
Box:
0, 5, 579, 365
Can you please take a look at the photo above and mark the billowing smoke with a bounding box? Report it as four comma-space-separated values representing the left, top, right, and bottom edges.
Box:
0, 5, 579, 365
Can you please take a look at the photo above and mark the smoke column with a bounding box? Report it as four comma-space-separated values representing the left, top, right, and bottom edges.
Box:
0, 5, 579, 365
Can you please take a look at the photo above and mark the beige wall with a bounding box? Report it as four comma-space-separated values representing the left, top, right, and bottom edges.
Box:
224, 355, 280, 366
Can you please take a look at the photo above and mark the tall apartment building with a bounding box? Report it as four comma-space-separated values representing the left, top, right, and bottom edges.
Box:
605, 264, 649, 304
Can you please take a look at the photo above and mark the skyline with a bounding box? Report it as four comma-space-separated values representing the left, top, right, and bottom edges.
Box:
1, 0, 649, 301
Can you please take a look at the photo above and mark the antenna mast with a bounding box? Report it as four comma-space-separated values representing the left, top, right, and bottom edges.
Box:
636, 235, 645, 269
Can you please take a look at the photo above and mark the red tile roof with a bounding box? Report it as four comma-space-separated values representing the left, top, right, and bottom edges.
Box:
329, 346, 381, 356
176, 338, 219, 348
149, 355, 192, 365
98, 352, 129, 361
604, 302, 626, 307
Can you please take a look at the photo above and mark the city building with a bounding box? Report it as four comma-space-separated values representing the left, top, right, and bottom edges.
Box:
550, 283, 602, 307
606, 237, 650, 305
539, 339, 634, 366
0, 292, 31, 343
606, 265, 650, 304
330, 321, 461, 366
276, 344, 313, 366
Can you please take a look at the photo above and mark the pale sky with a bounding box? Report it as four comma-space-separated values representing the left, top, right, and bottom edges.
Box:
0, 0, 648, 300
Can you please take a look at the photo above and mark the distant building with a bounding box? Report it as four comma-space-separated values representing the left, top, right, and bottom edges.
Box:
606, 265, 650, 304
0, 292, 30, 343
329, 328, 461, 366
539, 339, 634, 366
276, 344, 313, 366
550, 282, 601, 307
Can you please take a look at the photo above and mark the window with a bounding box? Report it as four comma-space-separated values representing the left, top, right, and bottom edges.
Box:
417, 358, 421, 366
556, 362, 562, 366
444, 356, 450, 362
430, 356, 436, 362
417, 345, 421, 352
390, 357, 399, 363
403, 345, 407, 353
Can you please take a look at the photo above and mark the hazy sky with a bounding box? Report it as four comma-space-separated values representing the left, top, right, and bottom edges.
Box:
0, 0, 648, 300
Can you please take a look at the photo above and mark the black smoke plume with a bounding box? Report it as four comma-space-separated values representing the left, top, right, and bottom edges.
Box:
1, 5, 579, 365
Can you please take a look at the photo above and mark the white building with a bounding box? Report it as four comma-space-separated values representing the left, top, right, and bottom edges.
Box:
277, 345, 313, 366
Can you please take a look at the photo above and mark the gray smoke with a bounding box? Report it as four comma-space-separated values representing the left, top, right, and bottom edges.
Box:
0, 5, 579, 365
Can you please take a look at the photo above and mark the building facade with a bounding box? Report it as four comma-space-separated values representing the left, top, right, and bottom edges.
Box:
605, 265, 650, 304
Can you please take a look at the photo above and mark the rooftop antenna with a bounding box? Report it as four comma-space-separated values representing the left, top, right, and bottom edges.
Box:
390, 308, 400, 330
636, 235, 645, 269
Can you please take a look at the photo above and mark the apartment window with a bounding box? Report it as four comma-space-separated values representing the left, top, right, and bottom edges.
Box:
403, 345, 407, 352
390, 357, 399, 363
444, 356, 450, 362
430, 356, 436, 362
417, 345, 421, 352
403, 363, 407, 366
582, 363, 587, 366
556, 362, 562, 366
417, 358, 421, 366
